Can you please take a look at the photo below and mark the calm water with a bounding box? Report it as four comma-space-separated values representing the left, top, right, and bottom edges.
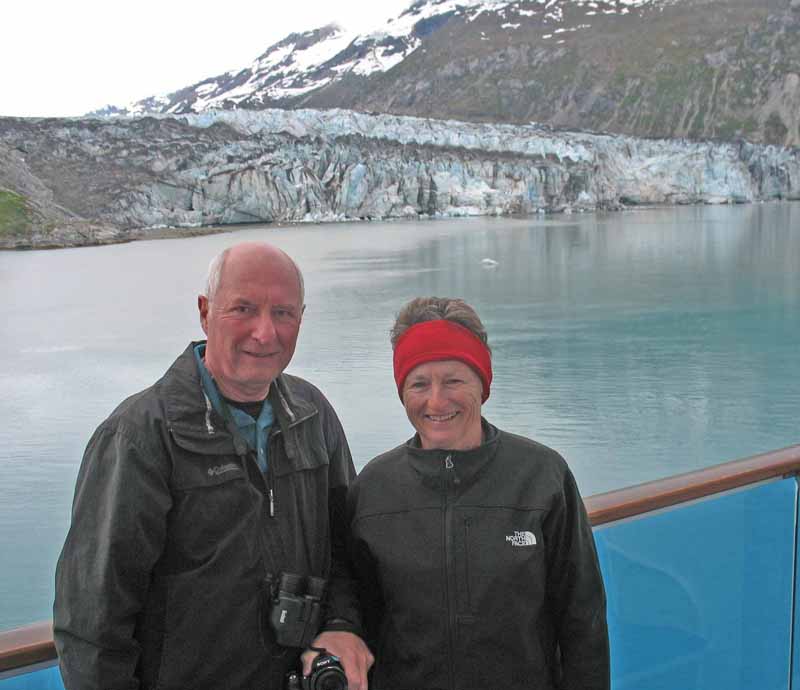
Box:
1, 203, 799, 631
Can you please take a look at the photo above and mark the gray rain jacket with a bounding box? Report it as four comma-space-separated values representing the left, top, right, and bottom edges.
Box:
348, 421, 609, 690
54, 342, 361, 690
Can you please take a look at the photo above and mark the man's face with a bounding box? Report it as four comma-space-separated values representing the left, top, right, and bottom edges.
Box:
199, 245, 303, 401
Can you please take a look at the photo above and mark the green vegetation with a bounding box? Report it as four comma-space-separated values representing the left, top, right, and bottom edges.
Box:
732, 62, 758, 104
716, 118, 744, 140
0, 190, 32, 237
619, 81, 642, 111
689, 108, 706, 137
713, 115, 759, 141
742, 117, 759, 136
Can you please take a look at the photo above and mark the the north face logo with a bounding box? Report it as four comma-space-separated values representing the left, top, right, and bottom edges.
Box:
506, 531, 537, 546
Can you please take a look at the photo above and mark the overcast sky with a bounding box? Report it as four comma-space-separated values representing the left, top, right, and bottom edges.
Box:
2, 0, 413, 118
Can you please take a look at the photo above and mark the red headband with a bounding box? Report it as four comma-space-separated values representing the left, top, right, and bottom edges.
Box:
393, 320, 492, 403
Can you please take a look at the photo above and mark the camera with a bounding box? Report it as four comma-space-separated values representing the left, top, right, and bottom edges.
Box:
267, 573, 327, 648
285, 653, 347, 690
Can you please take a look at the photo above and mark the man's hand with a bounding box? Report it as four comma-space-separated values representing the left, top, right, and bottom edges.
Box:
302, 631, 374, 690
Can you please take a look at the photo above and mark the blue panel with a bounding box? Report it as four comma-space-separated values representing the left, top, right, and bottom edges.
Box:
0, 665, 63, 690
793, 476, 800, 690
594, 478, 796, 690
2, 480, 796, 690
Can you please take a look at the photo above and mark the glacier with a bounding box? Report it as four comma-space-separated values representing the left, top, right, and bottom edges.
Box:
0, 107, 798, 248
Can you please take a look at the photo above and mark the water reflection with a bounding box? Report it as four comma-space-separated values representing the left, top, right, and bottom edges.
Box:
310, 205, 799, 494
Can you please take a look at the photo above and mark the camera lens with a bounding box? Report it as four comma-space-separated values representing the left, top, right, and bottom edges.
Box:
312, 670, 347, 690
308, 655, 347, 690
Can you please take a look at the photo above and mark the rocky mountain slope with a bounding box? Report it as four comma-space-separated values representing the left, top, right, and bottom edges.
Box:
101, 0, 800, 147
2, 109, 798, 249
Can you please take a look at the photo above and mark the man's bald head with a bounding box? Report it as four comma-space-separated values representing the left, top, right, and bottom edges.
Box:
204, 242, 305, 307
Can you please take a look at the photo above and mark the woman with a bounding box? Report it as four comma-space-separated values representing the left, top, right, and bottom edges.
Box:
348, 297, 609, 690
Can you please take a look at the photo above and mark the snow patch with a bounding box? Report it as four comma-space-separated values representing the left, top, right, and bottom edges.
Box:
195, 83, 218, 96
254, 44, 296, 73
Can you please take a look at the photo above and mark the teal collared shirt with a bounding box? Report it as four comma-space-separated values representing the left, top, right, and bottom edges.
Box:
193, 343, 274, 473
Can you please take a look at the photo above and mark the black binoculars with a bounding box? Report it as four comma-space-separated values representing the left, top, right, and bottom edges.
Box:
267, 572, 327, 649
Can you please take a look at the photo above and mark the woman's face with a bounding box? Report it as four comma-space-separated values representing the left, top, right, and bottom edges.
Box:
402, 359, 484, 451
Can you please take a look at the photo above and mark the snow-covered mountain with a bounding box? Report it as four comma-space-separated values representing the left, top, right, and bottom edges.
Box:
102, 0, 675, 115
96, 0, 800, 146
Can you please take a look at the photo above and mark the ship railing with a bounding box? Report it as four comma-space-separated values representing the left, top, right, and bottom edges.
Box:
3, 443, 800, 688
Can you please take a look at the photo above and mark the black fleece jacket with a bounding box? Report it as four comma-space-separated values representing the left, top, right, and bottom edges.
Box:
348, 421, 609, 690
54, 343, 361, 690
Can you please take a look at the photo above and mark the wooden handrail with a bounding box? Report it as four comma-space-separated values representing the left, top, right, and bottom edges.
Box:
2, 443, 800, 674
586, 443, 800, 525
0, 621, 54, 673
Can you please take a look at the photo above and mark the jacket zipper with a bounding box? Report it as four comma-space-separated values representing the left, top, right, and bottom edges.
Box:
266, 430, 278, 518
265, 408, 316, 519
442, 453, 457, 690
464, 517, 472, 612
238, 448, 280, 577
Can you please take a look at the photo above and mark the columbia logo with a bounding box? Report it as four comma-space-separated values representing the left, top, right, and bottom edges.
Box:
208, 463, 239, 477
506, 531, 537, 547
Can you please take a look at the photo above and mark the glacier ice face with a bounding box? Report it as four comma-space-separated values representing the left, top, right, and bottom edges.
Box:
1, 107, 798, 248
159, 108, 798, 217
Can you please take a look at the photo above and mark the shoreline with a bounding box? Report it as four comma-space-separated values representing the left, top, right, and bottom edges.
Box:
4, 199, 796, 252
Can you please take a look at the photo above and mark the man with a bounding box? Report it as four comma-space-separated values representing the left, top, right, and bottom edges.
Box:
54, 242, 373, 690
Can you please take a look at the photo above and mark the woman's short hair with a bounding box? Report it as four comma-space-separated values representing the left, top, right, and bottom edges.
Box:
390, 297, 490, 353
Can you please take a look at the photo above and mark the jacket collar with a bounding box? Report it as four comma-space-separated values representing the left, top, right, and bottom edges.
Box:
162, 341, 316, 457
406, 418, 500, 491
